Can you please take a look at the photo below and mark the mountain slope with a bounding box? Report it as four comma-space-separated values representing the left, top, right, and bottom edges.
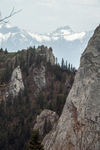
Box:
0, 24, 93, 68
43, 25, 100, 150
0, 46, 75, 150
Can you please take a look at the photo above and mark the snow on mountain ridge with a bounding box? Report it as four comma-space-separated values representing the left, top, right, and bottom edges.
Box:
61, 30, 71, 35
0, 24, 93, 67
28, 32, 51, 42
28, 28, 86, 42
0, 32, 12, 46
0, 24, 12, 29
0, 24, 21, 34
64, 32, 86, 41
0, 24, 86, 42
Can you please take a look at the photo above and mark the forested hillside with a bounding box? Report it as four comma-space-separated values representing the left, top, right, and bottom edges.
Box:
0, 46, 76, 150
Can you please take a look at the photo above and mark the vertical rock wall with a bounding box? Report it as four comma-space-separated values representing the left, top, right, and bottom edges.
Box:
43, 26, 100, 150
9, 66, 24, 97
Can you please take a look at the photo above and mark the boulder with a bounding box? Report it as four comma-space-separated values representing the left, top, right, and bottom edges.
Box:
34, 109, 59, 139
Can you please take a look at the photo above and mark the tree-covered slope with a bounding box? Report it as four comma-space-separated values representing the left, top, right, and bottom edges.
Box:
0, 46, 76, 150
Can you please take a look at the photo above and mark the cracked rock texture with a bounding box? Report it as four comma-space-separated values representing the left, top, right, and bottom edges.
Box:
33, 65, 46, 94
37, 45, 55, 65
34, 109, 59, 140
43, 25, 100, 150
9, 66, 24, 97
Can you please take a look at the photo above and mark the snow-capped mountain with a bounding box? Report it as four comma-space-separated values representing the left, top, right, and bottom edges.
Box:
0, 24, 93, 68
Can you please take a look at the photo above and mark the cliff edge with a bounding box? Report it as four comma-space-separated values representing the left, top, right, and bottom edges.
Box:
43, 25, 100, 150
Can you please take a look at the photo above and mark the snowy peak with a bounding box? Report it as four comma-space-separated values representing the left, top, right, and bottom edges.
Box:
52, 26, 72, 35
51, 26, 86, 41
28, 32, 51, 42
0, 23, 20, 34
28, 26, 86, 42
0, 24, 86, 43
64, 32, 86, 41
0, 24, 93, 67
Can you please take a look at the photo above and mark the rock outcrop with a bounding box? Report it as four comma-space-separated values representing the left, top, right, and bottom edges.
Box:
37, 45, 55, 65
33, 65, 46, 93
43, 26, 100, 150
9, 66, 24, 97
34, 109, 59, 140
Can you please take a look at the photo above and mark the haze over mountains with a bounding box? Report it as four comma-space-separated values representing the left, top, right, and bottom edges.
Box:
0, 24, 93, 68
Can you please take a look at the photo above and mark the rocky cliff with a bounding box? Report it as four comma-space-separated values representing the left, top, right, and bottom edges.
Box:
0, 45, 75, 150
37, 45, 55, 65
33, 65, 46, 94
9, 66, 24, 97
2, 66, 24, 100
43, 25, 100, 150
34, 109, 59, 139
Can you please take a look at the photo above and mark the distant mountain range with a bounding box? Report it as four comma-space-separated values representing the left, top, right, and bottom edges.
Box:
0, 24, 93, 68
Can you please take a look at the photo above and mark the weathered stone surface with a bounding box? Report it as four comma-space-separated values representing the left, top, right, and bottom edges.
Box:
43, 26, 100, 150
34, 109, 59, 140
9, 66, 24, 97
37, 45, 55, 65
33, 65, 46, 94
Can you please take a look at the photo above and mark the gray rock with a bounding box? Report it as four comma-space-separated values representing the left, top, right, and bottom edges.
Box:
37, 45, 55, 65
43, 25, 100, 150
34, 109, 59, 140
9, 66, 24, 97
33, 65, 46, 94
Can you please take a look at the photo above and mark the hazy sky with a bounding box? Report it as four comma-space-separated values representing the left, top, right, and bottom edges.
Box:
0, 0, 100, 33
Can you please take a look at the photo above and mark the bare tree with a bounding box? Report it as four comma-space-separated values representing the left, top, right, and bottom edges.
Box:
0, 7, 22, 23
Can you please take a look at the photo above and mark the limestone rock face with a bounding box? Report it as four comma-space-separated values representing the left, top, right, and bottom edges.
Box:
34, 109, 59, 139
9, 66, 24, 97
37, 45, 55, 65
43, 26, 100, 150
33, 65, 46, 93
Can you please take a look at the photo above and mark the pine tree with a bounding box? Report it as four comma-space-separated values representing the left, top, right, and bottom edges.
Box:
65, 60, 68, 70
68, 63, 71, 71
4, 48, 8, 54
55, 57, 58, 65
14, 56, 18, 68
28, 129, 44, 150
71, 64, 73, 72
61, 58, 64, 69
